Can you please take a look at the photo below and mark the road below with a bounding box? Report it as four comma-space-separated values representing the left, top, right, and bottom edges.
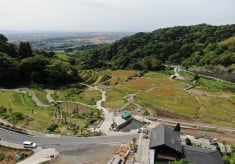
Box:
0, 127, 138, 152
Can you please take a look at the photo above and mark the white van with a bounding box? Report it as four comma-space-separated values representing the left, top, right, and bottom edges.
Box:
23, 141, 37, 149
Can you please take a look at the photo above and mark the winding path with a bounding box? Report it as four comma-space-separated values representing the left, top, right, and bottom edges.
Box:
79, 83, 117, 135
0, 88, 49, 108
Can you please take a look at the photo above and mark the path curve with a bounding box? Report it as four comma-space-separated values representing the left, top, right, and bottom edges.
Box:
0, 88, 49, 108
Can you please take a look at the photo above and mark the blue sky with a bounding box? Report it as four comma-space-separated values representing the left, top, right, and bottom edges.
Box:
0, 0, 234, 32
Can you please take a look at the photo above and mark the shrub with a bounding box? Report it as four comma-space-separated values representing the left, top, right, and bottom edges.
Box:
13, 112, 25, 121
170, 159, 190, 164
185, 138, 192, 146
0, 153, 5, 161
47, 124, 58, 132
0, 106, 7, 114
223, 155, 230, 164
193, 74, 200, 81
143, 109, 150, 116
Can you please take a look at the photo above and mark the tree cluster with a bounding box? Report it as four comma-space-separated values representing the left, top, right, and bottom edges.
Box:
76, 24, 235, 70
0, 35, 81, 87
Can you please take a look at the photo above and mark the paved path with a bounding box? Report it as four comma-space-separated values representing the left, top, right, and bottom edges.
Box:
0, 140, 23, 149
135, 132, 150, 164
45, 89, 54, 103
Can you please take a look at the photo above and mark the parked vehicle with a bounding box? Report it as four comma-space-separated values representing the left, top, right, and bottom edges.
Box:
23, 141, 37, 149
137, 127, 144, 133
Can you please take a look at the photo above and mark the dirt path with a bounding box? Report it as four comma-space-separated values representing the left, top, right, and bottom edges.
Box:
45, 89, 54, 103
80, 83, 114, 135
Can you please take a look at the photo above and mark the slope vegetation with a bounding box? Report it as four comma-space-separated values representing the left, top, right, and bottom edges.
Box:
76, 24, 235, 82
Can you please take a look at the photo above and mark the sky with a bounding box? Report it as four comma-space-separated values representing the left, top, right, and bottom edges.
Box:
0, 0, 234, 32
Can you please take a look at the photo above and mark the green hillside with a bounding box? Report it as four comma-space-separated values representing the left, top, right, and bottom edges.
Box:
0, 34, 81, 87
76, 24, 235, 80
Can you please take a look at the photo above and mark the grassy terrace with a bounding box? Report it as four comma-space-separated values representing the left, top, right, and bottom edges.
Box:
103, 89, 127, 109
32, 89, 49, 105
104, 70, 235, 128
181, 71, 235, 92
0, 89, 100, 133
52, 86, 101, 105
0, 69, 234, 132
0, 91, 52, 131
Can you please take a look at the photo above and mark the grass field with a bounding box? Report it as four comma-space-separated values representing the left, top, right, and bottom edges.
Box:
75, 90, 101, 105
0, 90, 100, 133
0, 91, 52, 131
32, 89, 49, 105
52, 86, 101, 105
181, 71, 235, 92
102, 89, 127, 109
104, 71, 235, 128
0, 69, 234, 132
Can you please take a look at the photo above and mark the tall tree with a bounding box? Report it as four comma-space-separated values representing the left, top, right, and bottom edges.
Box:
19, 41, 33, 58
0, 34, 8, 43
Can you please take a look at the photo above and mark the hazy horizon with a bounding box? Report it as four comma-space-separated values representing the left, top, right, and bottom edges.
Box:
0, 0, 235, 32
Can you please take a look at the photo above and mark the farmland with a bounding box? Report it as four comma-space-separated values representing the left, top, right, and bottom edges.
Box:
104, 70, 235, 128
0, 89, 100, 135
0, 69, 234, 134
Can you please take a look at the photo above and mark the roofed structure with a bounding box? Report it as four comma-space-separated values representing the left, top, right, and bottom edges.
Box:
149, 126, 182, 153
148, 126, 224, 164
183, 146, 224, 164
121, 111, 131, 119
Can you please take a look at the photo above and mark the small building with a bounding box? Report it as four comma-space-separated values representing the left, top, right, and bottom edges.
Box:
149, 126, 182, 162
183, 146, 224, 164
121, 111, 131, 119
149, 126, 224, 164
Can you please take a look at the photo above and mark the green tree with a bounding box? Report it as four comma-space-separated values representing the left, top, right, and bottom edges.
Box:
19, 41, 33, 58
0, 53, 19, 85
45, 59, 78, 85
230, 153, 235, 164
0, 34, 8, 43
20, 55, 49, 84
193, 74, 200, 81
